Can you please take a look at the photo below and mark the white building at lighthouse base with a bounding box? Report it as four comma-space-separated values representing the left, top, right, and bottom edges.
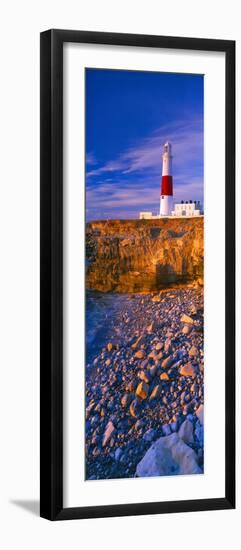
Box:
171, 200, 201, 217
139, 199, 202, 219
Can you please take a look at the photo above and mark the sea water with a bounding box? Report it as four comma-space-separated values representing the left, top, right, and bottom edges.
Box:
86, 290, 131, 364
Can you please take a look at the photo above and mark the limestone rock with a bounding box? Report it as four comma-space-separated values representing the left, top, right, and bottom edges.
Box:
134, 350, 145, 360
182, 324, 192, 335
189, 345, 198, 357
136, 433, 201, 477
148, 365, 157, 377
160, 372, 169, 381
180, 314, 194, 325
148, 350, 158, 360
129, 398, 140, 417
132, 335, 143, 350
121, 393, 132, 408
143, 428, 156, 442
102, 421, 115, 447
162, 424, 172, 436
164, 338, 172, 353
86, 218, 204, 293
136, 381, 149, 400
195, 423, 204, 446
196, 404, 204, 425
155, 342, 164, 351
114, 448, 123, 462
161, 355, 172, 369
152, 295, 161, 302
147, 321, 155, 333
150, 384, 161, 400
179, 363, 196, 378
178, 419, 194, 444
138, 370, 150, 383
126, 379, 137, 392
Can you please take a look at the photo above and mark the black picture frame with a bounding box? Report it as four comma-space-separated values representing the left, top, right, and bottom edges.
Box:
40, 29, 235, 521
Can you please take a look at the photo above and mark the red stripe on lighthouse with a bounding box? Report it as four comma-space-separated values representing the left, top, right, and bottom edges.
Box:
161, 175, 173, 196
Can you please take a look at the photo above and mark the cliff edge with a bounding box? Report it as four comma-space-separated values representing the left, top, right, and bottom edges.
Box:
86, 218, 204, 293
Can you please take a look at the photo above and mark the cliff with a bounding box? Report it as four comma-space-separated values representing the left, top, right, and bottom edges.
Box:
86, 218, 204, 293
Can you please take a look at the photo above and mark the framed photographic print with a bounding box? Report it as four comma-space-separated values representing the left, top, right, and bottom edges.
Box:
40, 29, 235, 520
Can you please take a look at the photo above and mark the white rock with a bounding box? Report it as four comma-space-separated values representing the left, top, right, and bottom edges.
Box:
196, 404, 204, 425
195, 423, 204, 446
178, 419, 194, 444
143, 429, 156, 442
102, 420, 115, 447
136, 433, 201, 477
162, 424, 172, 436
114, 448, 123, 461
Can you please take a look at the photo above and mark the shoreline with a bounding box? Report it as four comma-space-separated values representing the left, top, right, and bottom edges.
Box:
85, 286, 204, 480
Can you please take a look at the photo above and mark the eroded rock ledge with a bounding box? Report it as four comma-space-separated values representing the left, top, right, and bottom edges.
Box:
86, 218, 204, 293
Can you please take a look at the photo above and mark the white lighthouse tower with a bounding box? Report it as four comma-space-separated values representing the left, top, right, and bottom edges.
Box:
160, 142, 174, 216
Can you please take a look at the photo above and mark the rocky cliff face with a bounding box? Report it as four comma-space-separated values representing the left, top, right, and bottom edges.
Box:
86, 218, 204, 292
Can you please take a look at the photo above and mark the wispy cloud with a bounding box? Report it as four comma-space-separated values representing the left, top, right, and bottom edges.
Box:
86, 152, 98, 166
86, 178, 203, 220
87, 116, 203, 179
86, 115, 203, 220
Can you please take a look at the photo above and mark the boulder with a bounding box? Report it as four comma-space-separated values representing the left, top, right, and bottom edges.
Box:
170, 421, 178, 432
195, 422, 204, 446
178, 419, 194, 444
143, 429, 157, 443
196, 404, 204, 425
162, 424, 172, 436
136, 433, 201, 477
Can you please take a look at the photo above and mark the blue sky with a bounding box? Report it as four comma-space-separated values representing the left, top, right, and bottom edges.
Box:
86, 68, 203, 221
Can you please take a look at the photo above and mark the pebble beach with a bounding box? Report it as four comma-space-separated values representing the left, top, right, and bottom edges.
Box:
85, 286, 204, 480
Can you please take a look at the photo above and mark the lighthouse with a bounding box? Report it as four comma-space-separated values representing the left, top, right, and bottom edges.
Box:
160, 142, 173, 216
